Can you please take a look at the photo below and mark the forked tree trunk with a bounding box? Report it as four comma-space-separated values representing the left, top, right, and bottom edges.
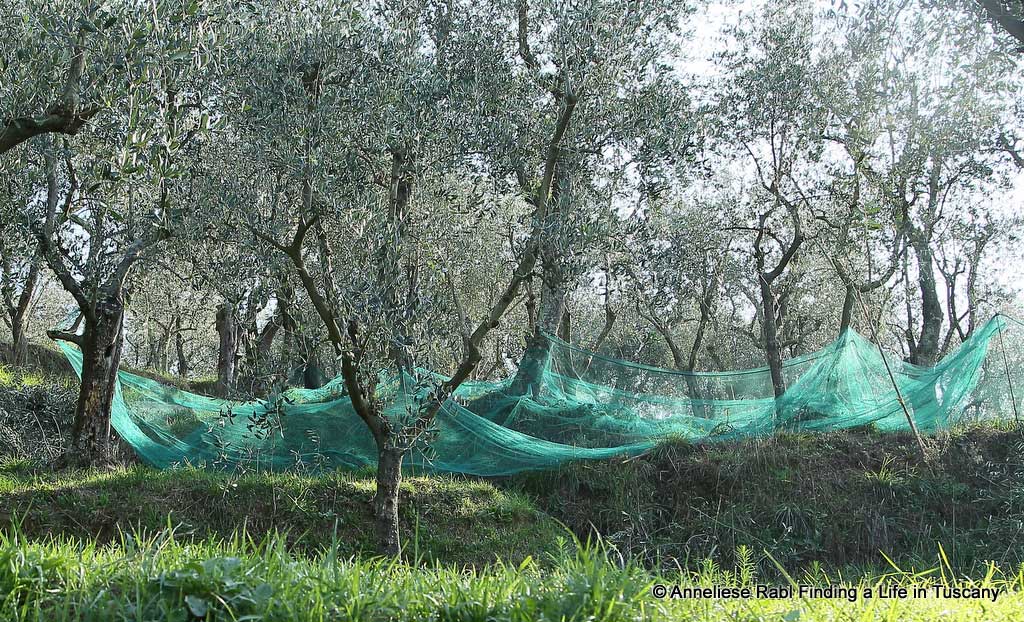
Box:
751, 200, 802, 404
910, 240, 942, 367
33, 136, 169, 468
276, 50, 579, 558
509, 158, 572, 397
66, 295, 124, 466
646, 320, 707, 418
509, 276, 564, 397
375, 445, 404, 557
686, 273, 717, 418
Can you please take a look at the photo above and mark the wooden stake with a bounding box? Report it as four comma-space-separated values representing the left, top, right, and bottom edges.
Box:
819, 246, 927, 456
995, 314, 1020, 426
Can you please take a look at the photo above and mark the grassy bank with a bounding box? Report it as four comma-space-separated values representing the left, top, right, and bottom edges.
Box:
0, 462, 562, 568
0, 528, 1021, 621
5, 343, 1024, 598
5, 351, 1024, 577
2, 422, 1022, 580
511, 424, 1024, 577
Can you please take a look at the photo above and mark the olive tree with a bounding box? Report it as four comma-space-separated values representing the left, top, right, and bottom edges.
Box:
492, 0, 697, 395
22, 0, 219, 465
0, 148, 49, 364
712, 0, 831, 398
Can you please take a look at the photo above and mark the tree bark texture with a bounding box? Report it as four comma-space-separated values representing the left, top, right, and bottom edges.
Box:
65, 295, 124, 466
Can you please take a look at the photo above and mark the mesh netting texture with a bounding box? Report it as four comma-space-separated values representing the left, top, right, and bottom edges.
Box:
56, 315, 1024, 476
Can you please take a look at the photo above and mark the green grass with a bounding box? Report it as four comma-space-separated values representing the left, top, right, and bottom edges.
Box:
0, 339, 217, 394
0, 462, 564, 568
0, 365, 60, 391
0, 526, 1021, 621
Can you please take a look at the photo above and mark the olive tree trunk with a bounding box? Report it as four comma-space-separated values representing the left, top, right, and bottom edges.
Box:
375, 445, 404, 556
759, 278, 787, 399
9, 316, 29, 367
174, 314, 189, 377
509, 274, 565, 397
909, 240, 942, 366
63, 296, 125, 466
508, 160, 572, 397
2, 234, 43, 368
215, 302, 240, 395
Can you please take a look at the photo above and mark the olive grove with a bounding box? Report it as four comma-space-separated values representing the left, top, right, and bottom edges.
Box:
1, 0, 1022, 552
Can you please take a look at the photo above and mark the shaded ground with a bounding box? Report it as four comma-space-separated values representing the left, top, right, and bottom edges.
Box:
510, 424, 1024, 575
3, 341, 1024, 576
0, 462, 563, 567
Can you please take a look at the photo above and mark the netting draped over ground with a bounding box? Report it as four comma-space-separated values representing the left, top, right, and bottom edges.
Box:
56, 315, 1024, 476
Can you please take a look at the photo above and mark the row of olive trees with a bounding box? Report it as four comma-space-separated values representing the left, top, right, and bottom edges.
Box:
192, 0, 697, 555
1, 0, 699, 554
616, 0, 1024, 402
1, 0, 1022, 554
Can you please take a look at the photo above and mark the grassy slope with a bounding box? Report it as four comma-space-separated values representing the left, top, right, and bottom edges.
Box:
1, 425, 1022, 578
511, 425, 1024, 576
4, 340, 1024, 584
0, 462, 565, 568
2, 348, 1024, 619
1, 345, 568, 567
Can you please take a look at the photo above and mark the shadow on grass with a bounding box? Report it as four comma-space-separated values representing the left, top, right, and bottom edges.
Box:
0, 464, 566, 568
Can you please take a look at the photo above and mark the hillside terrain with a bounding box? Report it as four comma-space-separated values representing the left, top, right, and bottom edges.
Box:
2, 348, 1022, 578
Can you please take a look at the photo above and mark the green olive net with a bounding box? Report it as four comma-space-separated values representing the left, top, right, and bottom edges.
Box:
56, 315, 1023, 476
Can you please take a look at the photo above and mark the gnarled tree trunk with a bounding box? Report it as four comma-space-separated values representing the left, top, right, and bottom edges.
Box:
509, 271, 565, 396
64, 295, 125, 466
909, 239, 942, 366
751, 200, 803, 406
9, 315, 30, 367
759, 276, 786, 399
509, 160, 572, 397
685, 268, 718, 417
266, 38, 579, 556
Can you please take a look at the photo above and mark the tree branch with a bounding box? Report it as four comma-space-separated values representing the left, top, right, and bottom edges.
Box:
979, 0, 1024, 47
105, 226, 172, 293
46, 329, 83, 347
516, 0, 540, 71
1, 30, 101, 156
